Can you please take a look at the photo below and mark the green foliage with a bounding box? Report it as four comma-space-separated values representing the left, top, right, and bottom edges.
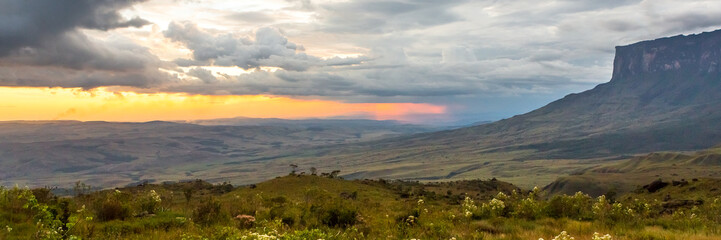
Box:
3, 175, 721, 239
94, 190, 132, 221
547, 192, 594, 220
193, 197, 224, 225
138, 190, 162, 214
314, 202, 358, 228
183, 188, 193, 203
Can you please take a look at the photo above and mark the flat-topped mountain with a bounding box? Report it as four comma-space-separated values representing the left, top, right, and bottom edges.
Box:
276, 30, 721, 185
445, 29, 721, 157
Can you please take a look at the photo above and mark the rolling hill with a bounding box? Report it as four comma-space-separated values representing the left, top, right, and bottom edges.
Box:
543, 145, 721, 197
0, 119, 440, 188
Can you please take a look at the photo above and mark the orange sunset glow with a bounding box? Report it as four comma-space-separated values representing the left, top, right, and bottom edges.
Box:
0, 87, 446, 123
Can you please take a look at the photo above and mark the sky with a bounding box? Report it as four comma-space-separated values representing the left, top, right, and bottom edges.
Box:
1, 0, 721, 125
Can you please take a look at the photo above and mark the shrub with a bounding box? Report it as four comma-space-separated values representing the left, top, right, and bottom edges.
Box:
192, 198, 223, 225
547, 192, 593, 220
95, 191, 132, 221
314, 203, 358, 228
96, 199, 131, 221
183, 188, 193, 203
269, 206, 296, 226
138, 190, 162, 214
513, 197, 542, 220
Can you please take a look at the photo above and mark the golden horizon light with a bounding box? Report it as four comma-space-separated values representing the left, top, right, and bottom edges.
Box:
0, 87, 447, 123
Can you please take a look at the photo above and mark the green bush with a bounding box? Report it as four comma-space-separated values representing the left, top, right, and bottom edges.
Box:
96, 198, 131, 221
193, 197, 223, 225
138, 190, 162, 214
546, 192, 593, 220
314, 203, 358, 228
94, 191, 132, 221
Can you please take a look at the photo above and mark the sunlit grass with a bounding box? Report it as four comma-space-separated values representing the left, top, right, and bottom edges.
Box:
1, 175, 720, 239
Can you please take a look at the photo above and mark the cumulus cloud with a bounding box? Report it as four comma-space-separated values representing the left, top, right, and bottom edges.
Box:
164, 22, 366, 71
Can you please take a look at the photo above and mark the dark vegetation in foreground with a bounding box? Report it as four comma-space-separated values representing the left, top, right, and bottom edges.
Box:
1, 173, 721, 240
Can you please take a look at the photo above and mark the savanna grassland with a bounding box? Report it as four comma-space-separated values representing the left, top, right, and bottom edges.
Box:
2, 174, 720, 240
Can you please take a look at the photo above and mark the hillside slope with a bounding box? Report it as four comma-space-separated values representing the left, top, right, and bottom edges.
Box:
543, 146, 721, 196
269, 30, 721, 186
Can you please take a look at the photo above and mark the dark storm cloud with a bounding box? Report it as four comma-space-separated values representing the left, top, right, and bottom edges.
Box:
0, 0, 180, 89
163, 21, 366, 71
0, 0, 150, 56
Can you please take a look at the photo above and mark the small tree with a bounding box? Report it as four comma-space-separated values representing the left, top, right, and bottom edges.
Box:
73, 181, 91, 197
184, 188, 193, 203
289, 164, 299, 175
310, 167, 318, 175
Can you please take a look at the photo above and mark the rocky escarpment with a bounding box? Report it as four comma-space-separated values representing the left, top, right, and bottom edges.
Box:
604, 30, 721, 108
419, 29, 721, 158
612, 30, 721, 82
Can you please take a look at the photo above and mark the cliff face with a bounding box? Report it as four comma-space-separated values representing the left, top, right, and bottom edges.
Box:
444, 29, 721, 158
530, 30, 721, 119
611, 30, 721, 82
603, 30, 721, 108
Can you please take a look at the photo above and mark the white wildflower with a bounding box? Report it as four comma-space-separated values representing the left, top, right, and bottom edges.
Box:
489, 198, 505, 211
550, 231, 574, 240
150, 190, 161, 203
592, 232, 612, 240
